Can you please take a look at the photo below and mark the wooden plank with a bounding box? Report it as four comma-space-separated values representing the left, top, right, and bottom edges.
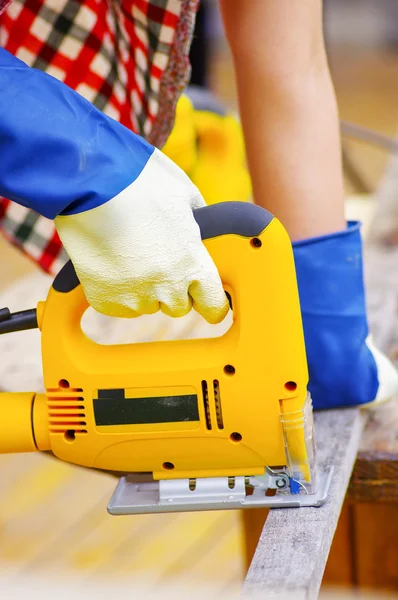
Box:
242, 408, 365, 600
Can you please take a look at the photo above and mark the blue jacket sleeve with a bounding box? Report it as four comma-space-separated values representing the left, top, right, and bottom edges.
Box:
0, 48, 154, 219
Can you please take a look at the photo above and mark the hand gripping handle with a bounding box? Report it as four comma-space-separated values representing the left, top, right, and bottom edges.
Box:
40, 202, 287, 383
52, 202, 274, 294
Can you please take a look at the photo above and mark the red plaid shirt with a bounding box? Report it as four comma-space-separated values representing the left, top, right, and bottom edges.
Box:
0, 0, 197, 274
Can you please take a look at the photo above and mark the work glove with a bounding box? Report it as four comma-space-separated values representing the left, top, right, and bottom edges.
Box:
293, 222, 398, 409
55, 150, 229, 321
0, 49, 229, 324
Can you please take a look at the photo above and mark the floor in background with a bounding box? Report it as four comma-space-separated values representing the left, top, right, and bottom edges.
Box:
0, 456, 244, 597
0, 236, 245, 596
1, 44, 398, 598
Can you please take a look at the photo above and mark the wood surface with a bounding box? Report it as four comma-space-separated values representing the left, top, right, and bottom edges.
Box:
242, 409, 365, 600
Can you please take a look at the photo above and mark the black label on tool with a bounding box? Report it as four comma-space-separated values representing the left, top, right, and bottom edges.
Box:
93, 389, 199, 426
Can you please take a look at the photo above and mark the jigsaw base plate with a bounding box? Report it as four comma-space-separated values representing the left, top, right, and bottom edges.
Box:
107, 467, 334, 515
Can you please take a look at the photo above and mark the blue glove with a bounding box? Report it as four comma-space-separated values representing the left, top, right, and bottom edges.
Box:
293, 222, 398, 409
0, 48, 228, 323
0, 48, 153, 218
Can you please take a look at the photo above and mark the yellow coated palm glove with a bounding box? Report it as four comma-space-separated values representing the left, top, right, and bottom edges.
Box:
55, 149, 229, 323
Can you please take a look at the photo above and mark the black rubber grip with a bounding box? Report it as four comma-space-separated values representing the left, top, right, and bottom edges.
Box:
53, 202, 273, 294
194, 202, 272, 239
53, 261, 80, 294
0, 307, 11, 322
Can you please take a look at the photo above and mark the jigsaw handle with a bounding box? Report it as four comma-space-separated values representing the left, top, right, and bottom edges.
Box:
52, 202, 273, 294
38, 201, 307, 404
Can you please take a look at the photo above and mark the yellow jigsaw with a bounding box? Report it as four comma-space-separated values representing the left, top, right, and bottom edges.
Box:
0, 202, 332, 514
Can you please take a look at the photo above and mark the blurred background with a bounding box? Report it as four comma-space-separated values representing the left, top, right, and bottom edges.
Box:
0, 1, 398, 599
196, 0, 398, 199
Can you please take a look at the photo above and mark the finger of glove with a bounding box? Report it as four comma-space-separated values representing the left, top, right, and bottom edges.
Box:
159, 284, 193, 319
190, 278, 229, 324
86, 297, 142, 319
84, 287, 161, 319
188, 257, 229, 325
90, 284, 193, 320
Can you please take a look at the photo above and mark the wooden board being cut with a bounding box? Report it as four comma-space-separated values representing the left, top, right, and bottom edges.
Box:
242, 409, 365, 600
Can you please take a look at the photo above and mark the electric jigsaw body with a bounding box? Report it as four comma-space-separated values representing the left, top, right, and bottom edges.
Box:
0, 202, 332, 514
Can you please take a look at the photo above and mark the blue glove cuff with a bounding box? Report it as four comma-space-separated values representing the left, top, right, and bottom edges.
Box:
293, 221, 379, 409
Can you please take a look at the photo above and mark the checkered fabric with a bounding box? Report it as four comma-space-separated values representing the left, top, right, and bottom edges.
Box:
0, 0, 12, 15
0, 0, 198, 274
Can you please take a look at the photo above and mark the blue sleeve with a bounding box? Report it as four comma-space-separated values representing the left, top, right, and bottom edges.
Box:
0, 48, 154, 219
